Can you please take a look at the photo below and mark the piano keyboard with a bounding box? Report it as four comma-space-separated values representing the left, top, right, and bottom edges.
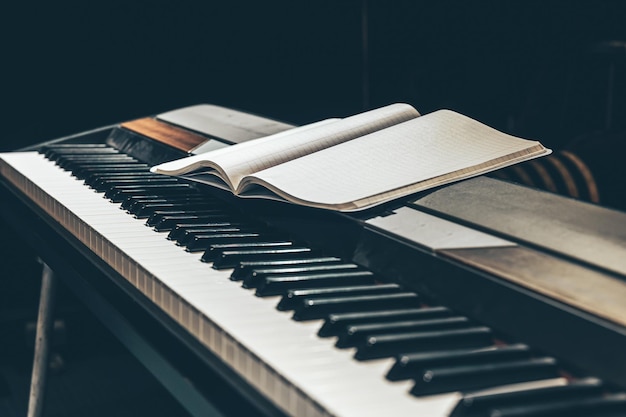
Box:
2, 144, 625, 417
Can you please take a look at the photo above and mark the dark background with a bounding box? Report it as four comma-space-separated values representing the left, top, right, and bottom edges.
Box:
1, 2, 626, 415
2, 0, 626, 152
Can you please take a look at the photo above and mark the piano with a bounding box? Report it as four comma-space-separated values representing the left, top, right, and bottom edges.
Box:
1, 104, 625, 417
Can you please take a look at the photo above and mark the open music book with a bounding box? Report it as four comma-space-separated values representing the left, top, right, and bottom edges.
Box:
151, 103, 551, 211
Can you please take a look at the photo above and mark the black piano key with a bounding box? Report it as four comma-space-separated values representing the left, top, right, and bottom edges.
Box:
213, 247, 317, 269
41, 143, 112, 154
134, 202, 225, 218
123, 195, 206, 211
76, 168, 152, 181
277, 283, 402, 311
255, 270, 377, 298
43, 144, 116, 153
228, 256, 343, 277
318, 306, 453, 337
92, 177, 181, 193
122, 196, 171, 210
79, 168, 151, 179
91, 175, 173, 190
59, 155, 139, 170
387, 343, 531, 381
355, 326, 493, 361
54, 151, 126, 157
59, 158, 137, 171
132, 202, 191, 218
185, 233, 272, 252
202, 241, 297, 262
44, 143, 112, 147
105, 184, 195, 201
151, 214, 233, 231
201, 242, 299, 263
137, 197, 223, 209
450, 377, 604, 417
167, 222, 245, 242
487, 392, 626, 417
111, 187, 200, 203
54, 151, 125, 157
146, 210, 231, 231
49, 152, 141, 167
54, 151, 127, 157
89, 171, 171, 180
242, 262, 361, 288
145, 207, 228, 223
176, 227, 247, 245
409, 357, 559, 397
75, 162, 148, 169
291, 292, 420, 321
52, 153, 124, 163
73, 165, 151, 179
43, 143, 111, 148
336, 316, 471, 348
104, 181, 196, 197
42, 145, 117, 159
180, 228, 262, 250
85, 171, 165, 187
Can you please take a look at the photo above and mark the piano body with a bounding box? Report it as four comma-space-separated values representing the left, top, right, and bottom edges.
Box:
1, 104, 625, 417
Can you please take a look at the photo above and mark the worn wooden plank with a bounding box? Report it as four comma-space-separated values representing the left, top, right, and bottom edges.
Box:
121, 118, 208, 153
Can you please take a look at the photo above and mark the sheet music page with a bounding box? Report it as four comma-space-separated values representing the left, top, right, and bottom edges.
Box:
151, 118, 338, 184
241, 110, 550, 211
152, 103, 419, 190
211, 103, 419, 189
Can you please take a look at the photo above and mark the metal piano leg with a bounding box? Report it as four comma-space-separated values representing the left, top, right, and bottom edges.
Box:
27, 262, 57, 417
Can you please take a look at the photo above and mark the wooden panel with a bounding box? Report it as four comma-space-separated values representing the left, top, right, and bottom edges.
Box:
121, 118, 208, 153
410, 176, 626, 277
440, 245, 626, 329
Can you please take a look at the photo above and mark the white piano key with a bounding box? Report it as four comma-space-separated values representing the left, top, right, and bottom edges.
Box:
0, 151, 460, 417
